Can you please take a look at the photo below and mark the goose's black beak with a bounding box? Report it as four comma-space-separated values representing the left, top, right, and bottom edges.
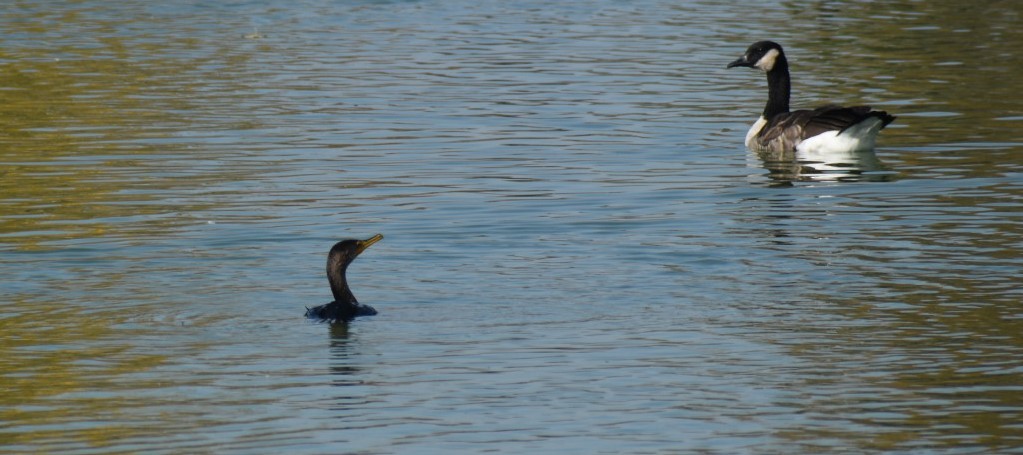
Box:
727, 56, 751, 69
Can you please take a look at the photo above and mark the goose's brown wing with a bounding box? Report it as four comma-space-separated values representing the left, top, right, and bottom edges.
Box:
756, 106, 895, 149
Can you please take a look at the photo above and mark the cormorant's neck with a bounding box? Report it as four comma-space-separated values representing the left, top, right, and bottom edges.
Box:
763, 55, 790, 119
327, 255, 357, 304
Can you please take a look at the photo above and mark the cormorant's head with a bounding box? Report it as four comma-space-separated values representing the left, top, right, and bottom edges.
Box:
727, 40, 785, 72
329, 234, 383, 268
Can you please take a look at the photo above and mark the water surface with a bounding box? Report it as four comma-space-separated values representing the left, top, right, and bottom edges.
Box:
2, 1, 1023, 453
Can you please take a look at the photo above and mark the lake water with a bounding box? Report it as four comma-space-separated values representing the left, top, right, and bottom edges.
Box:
3, 1, 1023, 453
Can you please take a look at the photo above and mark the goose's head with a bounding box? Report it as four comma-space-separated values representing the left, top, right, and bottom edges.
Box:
727, 40, 785, 72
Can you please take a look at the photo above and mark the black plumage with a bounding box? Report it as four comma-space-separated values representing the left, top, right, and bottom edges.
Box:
305, 234, 382, 322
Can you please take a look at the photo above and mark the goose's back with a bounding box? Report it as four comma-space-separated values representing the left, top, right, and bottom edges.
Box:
749, 106, 894, 152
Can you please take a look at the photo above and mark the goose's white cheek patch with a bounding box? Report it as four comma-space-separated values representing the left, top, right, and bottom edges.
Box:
754, 48, 780, 72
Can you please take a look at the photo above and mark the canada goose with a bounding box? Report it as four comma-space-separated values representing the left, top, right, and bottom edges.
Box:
727, 41, 895, 153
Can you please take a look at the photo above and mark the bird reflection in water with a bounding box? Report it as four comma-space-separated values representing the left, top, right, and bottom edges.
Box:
755, 147, 896, 184
328, 322, 364, 388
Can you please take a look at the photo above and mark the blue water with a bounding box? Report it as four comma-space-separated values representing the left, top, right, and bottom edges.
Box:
2, 1, 1023, 453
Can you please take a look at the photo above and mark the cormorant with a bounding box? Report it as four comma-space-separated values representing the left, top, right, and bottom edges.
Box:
305, 234, 383, 322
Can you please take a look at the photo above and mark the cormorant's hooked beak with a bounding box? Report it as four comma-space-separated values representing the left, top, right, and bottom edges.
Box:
355, 233, 383, 256
727, 55, 752, 69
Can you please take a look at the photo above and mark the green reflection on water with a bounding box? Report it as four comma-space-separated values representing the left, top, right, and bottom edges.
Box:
0, 13, 260, 251
0, 297, 172, 448
758, 1, 1023, 450
1, 8, 255, 450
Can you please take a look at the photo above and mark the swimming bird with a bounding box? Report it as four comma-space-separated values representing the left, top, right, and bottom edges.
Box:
727, 40, 895, 153
305, 234, 383, 322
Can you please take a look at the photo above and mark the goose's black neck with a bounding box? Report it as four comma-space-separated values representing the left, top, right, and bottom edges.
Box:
763, 54, 790, 119
327, 252, 356, 305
